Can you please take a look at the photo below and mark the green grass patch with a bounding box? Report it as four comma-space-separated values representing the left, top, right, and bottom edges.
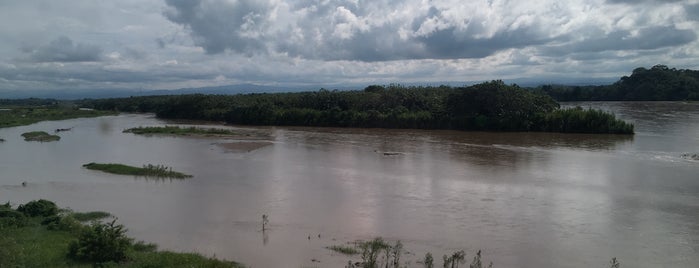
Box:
21, 131, 61, 142
327, 244, 360, 255
83, 163, 193, 179
124, 126, 238, 136
0, 106, 115, 129
0, 200, 242, 268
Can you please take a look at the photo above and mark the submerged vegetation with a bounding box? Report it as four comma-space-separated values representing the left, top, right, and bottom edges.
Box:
124, 125, 238, 136
85, 81, 633, 134
21, 131, 61, 142
333, 237, 620, 268
333, 237, 492, 268
82, 163, 193, 179
0, 199, 241, 267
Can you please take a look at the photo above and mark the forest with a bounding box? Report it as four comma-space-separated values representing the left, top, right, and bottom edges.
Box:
83, 80, 633, 134
537, 65, 699, 101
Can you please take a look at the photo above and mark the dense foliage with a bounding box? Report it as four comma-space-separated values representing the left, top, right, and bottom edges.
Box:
538, 65, 699, 101
67, 220, 132, 263
85, 81, 633, 134
17, 199, 58, 217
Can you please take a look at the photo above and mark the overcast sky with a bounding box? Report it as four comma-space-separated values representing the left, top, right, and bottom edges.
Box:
1, 0, 698, 92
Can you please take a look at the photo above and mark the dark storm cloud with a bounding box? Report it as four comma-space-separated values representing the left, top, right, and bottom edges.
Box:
686, 4, 699, 21
23, 36, 102, 62
415, 25, 555, 59
543, 26, 696, 56
163, 0, 271, 55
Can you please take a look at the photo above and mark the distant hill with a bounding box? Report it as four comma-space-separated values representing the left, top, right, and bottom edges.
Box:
0, 84, 321, 100
537, 65, 699, 101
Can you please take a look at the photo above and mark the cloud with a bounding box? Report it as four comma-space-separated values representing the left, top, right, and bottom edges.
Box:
686, 4, 699, 21
22, 36, 102, 62
1, 0, 699, 93
162, 0, 562, 61
606, 0, 683, 4
543, 26, 696, 57
163, 0, 272, 55
163, 0, 698, 63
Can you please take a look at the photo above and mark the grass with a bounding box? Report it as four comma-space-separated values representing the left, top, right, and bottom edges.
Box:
0, 107, 115, 129
83, 163, 193, 179
21, 131, 61, 142
0, 201, 242, 268
124, 126, 238, 136
328, 244, 361, 255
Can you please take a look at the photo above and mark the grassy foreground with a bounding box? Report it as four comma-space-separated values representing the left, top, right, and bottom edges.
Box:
22, 131, 61, 142
124, 126, 238, 136
0, 107, 115, 129
0, 200, 241, 268
83, 163, 193, 179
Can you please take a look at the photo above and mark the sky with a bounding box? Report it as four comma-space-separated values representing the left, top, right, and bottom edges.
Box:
1, 0, 698, 93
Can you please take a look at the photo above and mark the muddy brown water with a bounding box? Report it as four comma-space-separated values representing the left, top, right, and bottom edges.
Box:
1, 102, 698, 267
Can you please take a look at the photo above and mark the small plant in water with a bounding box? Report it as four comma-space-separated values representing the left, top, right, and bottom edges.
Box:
423, 252, 434, 268
442, 250, 465, 268
468, 250, 492, 268
262, 214, 269, 231
609, 257, 620, 268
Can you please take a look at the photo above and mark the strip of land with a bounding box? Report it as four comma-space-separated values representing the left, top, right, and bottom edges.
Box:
0, 106, 115, 129
82, 163, 193, 179
21, 131, 61, 142
124, 125, 270, 139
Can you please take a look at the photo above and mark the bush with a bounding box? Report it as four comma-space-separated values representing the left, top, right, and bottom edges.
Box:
17, 199, 58, 217
67, 219, 133, 264
45, 215, 85, 234
0, 204, 28, 228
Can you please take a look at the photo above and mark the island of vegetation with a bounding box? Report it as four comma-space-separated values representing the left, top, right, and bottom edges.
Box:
124, 126, 238, 136
0, 99, 116, 129
21, 131, 61, 142
82, 163, 193, 179
0, 199, 241, 267
537, 65, 699, 101
84, 80, 634, 134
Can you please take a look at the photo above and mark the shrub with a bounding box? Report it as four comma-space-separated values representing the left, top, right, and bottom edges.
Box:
45, 215, 84, 234
17, 199, 58, 217
67, 219, 133, 264
0, 204, 28, 228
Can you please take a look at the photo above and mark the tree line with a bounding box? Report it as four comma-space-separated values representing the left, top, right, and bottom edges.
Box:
536, 65, 699, 101
82, 81, 633, 134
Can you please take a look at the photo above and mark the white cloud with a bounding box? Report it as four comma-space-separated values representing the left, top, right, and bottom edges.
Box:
0, 0, 697, 93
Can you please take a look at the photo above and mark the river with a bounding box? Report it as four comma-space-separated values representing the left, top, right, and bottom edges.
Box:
0, 101, 697, 267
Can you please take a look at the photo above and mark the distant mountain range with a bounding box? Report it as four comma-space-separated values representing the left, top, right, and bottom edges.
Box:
0, 77, 618, 100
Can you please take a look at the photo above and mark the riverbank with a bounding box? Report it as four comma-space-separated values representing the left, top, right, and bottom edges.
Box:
0, 107, 116, 129
0, 200, 241, 267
